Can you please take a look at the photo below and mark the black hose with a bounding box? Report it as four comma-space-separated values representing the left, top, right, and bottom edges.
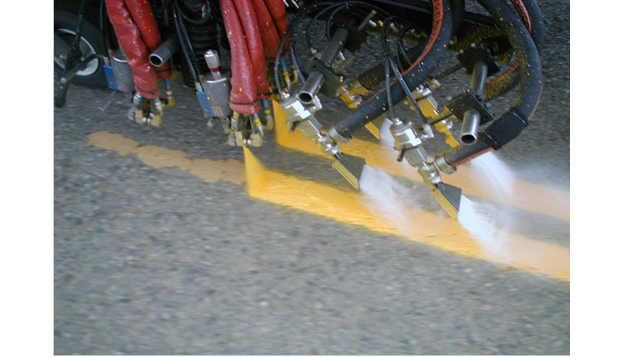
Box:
331, 0, 453, 138
382, 18, 428, 125
483, 0, 544, 101
355, 0, 539, 101
99, 0, 111, 52
273, 1, 391, 94
173, 8, 200, 85
357, 44, 424, 91
174, 0, 210, 25
450, 0, 465, 35
441, 0, 542, 167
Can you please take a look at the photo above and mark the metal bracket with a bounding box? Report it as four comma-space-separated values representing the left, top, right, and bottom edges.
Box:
457, 43, 502, 76
330, 20, 368, 52
305, 58, 345, 97
446, 92, 495, 125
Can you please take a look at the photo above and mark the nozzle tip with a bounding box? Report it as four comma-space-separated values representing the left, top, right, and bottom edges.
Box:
332, 153, 366, 190
432, 183, 462, 220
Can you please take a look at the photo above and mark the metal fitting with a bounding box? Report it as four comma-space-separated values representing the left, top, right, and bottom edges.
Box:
337, 84, 362, 109
294, 117, 339, 156
317, 135, 340, 156
420, 123, 435, 140
279, 95, 322, 123
346, 78, 371, 97
433, 155, 457, 175
417, 163, 442, 186
328, 126, 351, 144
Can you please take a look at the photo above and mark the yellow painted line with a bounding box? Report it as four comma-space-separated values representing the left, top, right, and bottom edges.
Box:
88, 131, 570, 281
273, 102, 570, 222
88, 131, 245, 185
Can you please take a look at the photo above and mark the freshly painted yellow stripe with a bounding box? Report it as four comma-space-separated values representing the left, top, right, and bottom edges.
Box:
273, 102, 570, 222
88, 131, 569, 281
244, 148, 569, 281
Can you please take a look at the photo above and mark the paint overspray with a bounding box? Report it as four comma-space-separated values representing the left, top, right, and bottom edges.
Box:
469, 151, 516, 197
369, 119, 516, 259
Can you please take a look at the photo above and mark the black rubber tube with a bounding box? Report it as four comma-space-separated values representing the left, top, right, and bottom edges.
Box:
483, 0, 544, 101
332, 0, 453, 138
358, 45, 423, 90
354, 0, 462, 90
441, 0, 542, 167
450, 0, 465, 35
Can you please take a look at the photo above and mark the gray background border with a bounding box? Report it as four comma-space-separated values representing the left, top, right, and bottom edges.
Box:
0, 0, 608, 357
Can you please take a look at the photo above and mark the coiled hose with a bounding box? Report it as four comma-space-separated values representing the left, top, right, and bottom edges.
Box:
330, 0, 453, 138
483, 0, 544, 101
440, 0, 542, 167
354, 0, 542, 101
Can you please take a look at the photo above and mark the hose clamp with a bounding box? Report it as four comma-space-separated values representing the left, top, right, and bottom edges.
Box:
434, 155, 457, 175
328, 126, 351, 144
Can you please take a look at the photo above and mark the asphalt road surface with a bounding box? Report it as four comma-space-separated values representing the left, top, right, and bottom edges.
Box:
54, 1, 570, 354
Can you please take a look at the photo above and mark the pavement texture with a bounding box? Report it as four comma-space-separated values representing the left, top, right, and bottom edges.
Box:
54, 0, 570, 354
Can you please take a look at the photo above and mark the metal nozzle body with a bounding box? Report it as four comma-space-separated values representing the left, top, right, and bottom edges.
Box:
390, 120, 429, 168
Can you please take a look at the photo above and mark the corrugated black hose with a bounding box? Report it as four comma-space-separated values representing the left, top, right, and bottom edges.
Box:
330, 0, 453, 138
440, 0, 543, 167
483, 0, 544, 101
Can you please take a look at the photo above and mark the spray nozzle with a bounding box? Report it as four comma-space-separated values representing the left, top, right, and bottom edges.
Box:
432, 182, 462, 220
332, 153, 366, 190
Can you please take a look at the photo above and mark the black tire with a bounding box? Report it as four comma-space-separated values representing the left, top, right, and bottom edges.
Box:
54, 7, 108, 88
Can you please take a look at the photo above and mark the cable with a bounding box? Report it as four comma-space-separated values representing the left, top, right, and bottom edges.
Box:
274, 1, 392, 94
155, 0, 173, 15
331, 0, 453, 137
173, 7, 200, 85
274, 2, 340, 94
381, 17, 428, 125
99, 0, 111, 53
385, 58, 396, 120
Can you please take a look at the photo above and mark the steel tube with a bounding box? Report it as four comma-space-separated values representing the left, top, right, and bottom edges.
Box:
149, 34, 180, 67
460, 109, 481, 145
470, 61, 488, 98
299, 27, 349, 103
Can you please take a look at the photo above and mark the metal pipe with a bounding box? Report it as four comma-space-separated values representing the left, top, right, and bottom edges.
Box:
299, 72, 325, 104
470, 61, 488, 98
298, 27, 349, 103
460, 109, 481, 145
357, 10, 377, 31
149, 34, 180, 67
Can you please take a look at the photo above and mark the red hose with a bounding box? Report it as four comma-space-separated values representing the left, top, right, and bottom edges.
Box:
220, 0, 259, 114
264, 0, 289, 49
123, 0, 171, 80
233, 0, 271, 99
105, 0, 159, 98
251, 0, 281, 61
